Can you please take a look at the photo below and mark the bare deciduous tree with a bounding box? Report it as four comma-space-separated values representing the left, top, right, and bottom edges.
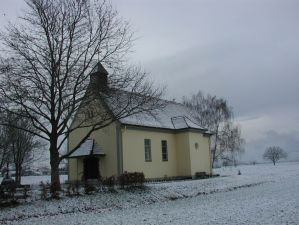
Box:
2, 113, 42, 184
183, 91, 234, 166
219, 122, 245, 166
0, 0, 163, 188
0, 126, 11, 172
263, 146, 287, 165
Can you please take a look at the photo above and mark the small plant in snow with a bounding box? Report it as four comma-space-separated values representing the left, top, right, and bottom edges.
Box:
73, 181, 81, 195
65, 181, 79, 196
39, 181, 50, 200
102, 176, 116, 191
84, 181, 96, 195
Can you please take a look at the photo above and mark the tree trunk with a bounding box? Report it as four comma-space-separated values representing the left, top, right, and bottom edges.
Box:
50, 139, 61, 190
211, 148, 216, 167
15, 165, 22, 185
212, 129, 219, 168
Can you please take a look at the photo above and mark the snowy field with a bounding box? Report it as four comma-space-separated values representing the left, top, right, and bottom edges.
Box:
0, 175, 68, 186
1, 162, 299, 225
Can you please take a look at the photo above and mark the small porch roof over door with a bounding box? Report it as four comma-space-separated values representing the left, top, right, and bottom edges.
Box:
68, 139, 105, 158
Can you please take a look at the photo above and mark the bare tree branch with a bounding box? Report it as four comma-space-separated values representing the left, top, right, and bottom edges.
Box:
0, 0, 164, 188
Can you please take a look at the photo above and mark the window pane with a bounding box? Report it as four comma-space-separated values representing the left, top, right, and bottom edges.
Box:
144, 139, 151, 161
162, 140, 168, 161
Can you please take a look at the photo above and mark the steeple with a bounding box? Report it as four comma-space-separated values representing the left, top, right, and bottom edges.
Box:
90, 62, 108, 92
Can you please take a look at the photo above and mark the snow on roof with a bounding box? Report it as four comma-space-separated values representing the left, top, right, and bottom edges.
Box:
68, 139, 105, 158
87, 62, 207, 132
117, 100, 207, 131
171, 116, 188, 129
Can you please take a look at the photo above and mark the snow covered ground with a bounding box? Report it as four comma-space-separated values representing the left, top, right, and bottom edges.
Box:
1, 162, 298, 225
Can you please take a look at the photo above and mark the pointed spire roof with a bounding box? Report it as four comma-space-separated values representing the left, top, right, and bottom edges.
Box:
90, 62, 108, 75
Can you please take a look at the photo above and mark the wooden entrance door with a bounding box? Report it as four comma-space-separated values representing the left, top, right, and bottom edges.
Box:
83, 157, 99, 180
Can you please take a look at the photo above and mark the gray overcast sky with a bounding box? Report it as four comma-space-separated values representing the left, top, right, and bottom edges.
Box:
1, 0, 299, 162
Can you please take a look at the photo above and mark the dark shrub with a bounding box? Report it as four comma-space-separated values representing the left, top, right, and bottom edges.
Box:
118, 171, 145, 189
0, 183, 16, 200
102, 176, 115, 191
118, 172, 126, 189
65, 181, 81, 196
39, 181, 59, 200
194, 172, 209, 179
84, 180, 96, 194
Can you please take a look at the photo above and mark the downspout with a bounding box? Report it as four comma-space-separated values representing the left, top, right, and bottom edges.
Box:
116, 122, 123, 175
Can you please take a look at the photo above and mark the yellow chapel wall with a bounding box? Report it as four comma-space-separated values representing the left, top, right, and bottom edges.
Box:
121, 127, 178, 179
121, 127, 212, 179
174, 132, 191, 176
68, 123, 118, 181
188, 132, 212, 175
